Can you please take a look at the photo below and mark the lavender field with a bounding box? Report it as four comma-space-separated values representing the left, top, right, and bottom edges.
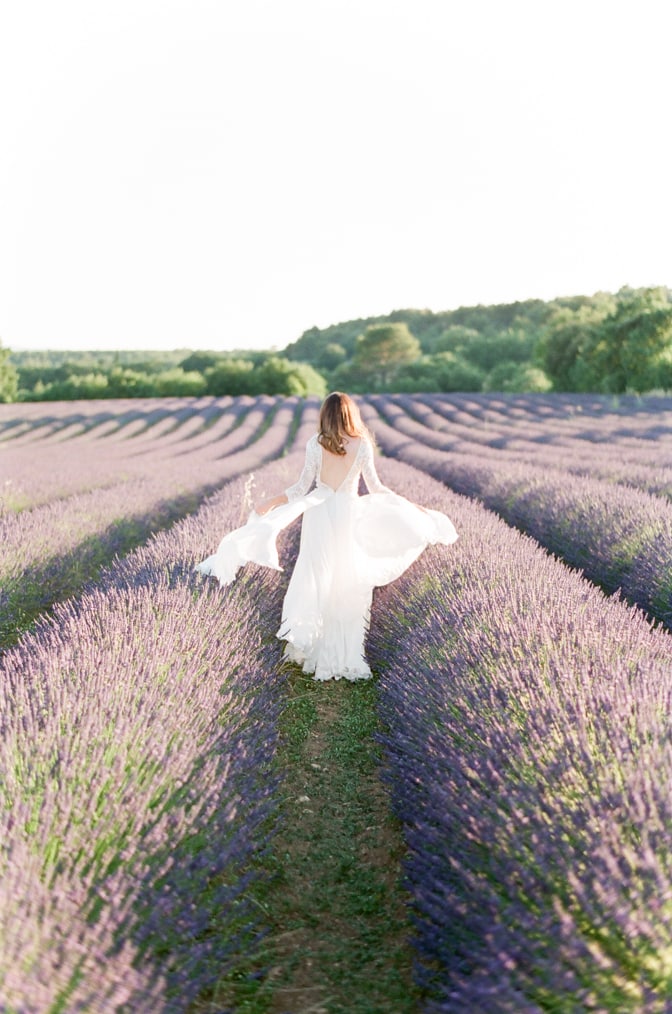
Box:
3, 392, 672, 1012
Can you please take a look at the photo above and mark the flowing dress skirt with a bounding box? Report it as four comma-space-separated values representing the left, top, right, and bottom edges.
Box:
196, 488, 457, 681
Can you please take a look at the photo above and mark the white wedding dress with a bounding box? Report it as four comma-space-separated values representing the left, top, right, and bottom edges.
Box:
196, 435, 458, 681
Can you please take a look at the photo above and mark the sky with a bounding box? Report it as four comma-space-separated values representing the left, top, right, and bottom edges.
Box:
1, 0, 671, 353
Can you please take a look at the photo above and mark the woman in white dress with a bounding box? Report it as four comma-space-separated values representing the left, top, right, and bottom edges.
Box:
196, 392, 457, 681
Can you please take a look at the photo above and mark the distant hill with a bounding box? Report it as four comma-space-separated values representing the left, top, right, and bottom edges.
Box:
280, 287, 672, 395
282, 295, 606, 364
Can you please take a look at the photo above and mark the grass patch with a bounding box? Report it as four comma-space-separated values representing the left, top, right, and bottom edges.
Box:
200, 666, 420, 1014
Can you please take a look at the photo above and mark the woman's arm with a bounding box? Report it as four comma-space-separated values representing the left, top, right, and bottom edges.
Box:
254, 492, 288, 515
254, 435, 319, 514
361, 439, 429, 510
361, 439, 393, 494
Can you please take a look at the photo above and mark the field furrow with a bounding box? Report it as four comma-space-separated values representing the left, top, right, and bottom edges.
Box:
376, 393, 672, 479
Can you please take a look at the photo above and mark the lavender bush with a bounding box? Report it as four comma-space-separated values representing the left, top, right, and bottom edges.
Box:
0, 455, 303, 1011
8, 390, 672, 1010
0, 399, 300, 648
0, 396, 257, 512
369, 457, 672, 1012
371, 393, 672, 468
364, 398, 672, 627
395, 394, 672, 496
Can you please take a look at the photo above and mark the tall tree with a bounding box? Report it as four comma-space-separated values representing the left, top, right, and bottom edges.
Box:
583, 289, 672, 393
0, 341, 18, 402
353, 322, 421, 389
538, 295, 617, 391
539, 312, 600, 391
255, 357, 327, 397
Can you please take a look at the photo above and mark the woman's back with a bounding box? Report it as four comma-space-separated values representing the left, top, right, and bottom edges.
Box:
318, 436, 362, 492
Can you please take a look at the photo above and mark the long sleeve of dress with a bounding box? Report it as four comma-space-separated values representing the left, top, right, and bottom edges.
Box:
285, 435, 320, 501
361, 440, 393, 494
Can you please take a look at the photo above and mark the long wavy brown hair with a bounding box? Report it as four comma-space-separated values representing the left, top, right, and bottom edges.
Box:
318, 392, 373, 456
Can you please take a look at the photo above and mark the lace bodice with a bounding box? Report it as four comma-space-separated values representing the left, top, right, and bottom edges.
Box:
285, 434, 391, 501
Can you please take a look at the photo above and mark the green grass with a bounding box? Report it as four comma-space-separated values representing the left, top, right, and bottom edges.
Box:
200, 665, 421, 1014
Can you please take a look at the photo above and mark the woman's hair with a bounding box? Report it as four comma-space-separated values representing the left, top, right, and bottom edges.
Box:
318, 391, 373, 455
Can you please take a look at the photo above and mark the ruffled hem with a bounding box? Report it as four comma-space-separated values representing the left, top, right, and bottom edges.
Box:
282, 642, 372, 682
312, 669, 372, 683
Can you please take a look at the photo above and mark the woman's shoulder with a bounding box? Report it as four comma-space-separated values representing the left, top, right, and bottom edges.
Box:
306, 433, 320, 458
347, 434, 368, 463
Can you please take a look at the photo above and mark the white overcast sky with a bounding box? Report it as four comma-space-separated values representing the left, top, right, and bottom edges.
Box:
1, 0, 670, 352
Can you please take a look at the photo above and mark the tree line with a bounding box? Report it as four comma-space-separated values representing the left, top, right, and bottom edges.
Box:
2, 285, 671, 402
284, 285, 672, 395
1, 349, 327, 402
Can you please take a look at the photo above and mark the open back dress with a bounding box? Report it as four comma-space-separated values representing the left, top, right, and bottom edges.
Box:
196, 433, 458, 681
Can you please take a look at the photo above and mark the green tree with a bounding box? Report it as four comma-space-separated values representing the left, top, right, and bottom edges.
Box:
106, 368, 154, 398
386, 354, 486, 393
483, 362, 552, 393
386, 357, 443, 393
539, 319, 579, 390
318, 342, 347, 371
583, 289, 672, 393
30, 372, 111, 400
178, 351, 224, 373
652, 347, 672, 391
0, 341, 19, 402
204, 356, 327, 397
284, 319, 377, 363
205, 359, 256, 396
152, 368, 208, 397
430, 325, 481, 355
460, 329, 536, 374
433, 352, 486, 392
255, 357, 327, 397
353, 322, 421, 389
537, 295, 618, 391
329, 359, 370, 394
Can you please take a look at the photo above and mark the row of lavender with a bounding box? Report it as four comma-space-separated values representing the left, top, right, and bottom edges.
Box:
372, 395, 672, 502
0, 396, 275, 511
0, 452, 305, 1012
0, 397, 308, 649
0, 396, 236, 446
364, 398, 672, 628
370, 458, 672, 1011
400, 392, 672, 451
7, 389, 672, 1010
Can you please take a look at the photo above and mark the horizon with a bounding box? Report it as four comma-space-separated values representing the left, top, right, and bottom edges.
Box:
7, 282, 664, 355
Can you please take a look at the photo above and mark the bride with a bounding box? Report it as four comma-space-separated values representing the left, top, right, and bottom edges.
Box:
196, 392, 458, 681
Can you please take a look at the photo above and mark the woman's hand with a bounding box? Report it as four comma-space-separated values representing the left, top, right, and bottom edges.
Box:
254, 494, 288, 515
